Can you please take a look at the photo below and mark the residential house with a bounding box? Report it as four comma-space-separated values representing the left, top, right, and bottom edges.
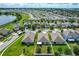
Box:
0, 29, 10, 36
22, 31, 35, 44
14, 23, 20, 31
24, 22, 29, 29
62, 29, 77, 42
61, 22, 72, 28
72, 23, 79, 27
37, 32, 50, 45
51, 31, 65, 44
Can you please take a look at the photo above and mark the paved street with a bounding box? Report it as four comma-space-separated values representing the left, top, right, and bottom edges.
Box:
0, 33, 19, 52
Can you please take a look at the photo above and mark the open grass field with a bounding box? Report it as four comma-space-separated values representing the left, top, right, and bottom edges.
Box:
19, 13, 30, 27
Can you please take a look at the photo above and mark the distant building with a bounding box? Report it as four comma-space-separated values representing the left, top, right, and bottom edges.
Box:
50, 23, 57, 27
61, 22, 71, 27
14, 23, 20, 31
72, 23, 79, 27
0, 35, 3, 39
24, 22, 29, 29
44, 23, 49, 29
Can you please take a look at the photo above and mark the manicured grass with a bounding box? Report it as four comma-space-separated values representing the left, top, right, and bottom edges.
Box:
68, 43, 78, 50
26, 45, 35, 56
2, 34, 25, 56
41, 45, 47, 53
53, 44, 72, 55
68, 43, 77, 46
36, 45, 52, 54
2, 33, 35, 56
34, 32, 38, 53
0, 23, 14, 30
19, 13, 30, 27
53, 45, 68, 52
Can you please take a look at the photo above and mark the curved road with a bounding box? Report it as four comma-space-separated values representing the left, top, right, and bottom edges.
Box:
0, 33, 19, 52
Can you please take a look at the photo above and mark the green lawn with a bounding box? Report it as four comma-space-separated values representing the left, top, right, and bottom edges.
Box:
2, 33, 35, 56
2, 34, 25, 56
0, 23, 14, 30
41, 45, 47, 53
53, 45, 72, 55
26, 45, 35, 56
19, 13, 30, 27
68, 42, 78, 51
68, 43, 77, 47
53, 45, 68, 52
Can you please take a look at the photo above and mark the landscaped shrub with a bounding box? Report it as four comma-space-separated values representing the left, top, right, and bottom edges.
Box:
64, 48, 72, 55
57, 47, 62, 54
73, 45, 79, 55
22, 48, 26, 54
38, 30, 41, 33
55, 51, 61, 56
32, 25, 36, 30
47, 46, 51, 53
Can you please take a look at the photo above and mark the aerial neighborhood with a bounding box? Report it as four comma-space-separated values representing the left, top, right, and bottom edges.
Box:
0, 8, 79, 56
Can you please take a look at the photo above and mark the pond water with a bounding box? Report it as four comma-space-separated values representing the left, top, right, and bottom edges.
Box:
0, 15, 16, 25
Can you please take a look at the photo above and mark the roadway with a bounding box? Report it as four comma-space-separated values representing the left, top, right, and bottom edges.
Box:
0, 33, 19, 52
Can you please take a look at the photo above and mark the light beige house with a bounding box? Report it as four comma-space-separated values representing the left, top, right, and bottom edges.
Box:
51, 31, 65, 44
37, 32, 50, 44
22, 31, 35, 44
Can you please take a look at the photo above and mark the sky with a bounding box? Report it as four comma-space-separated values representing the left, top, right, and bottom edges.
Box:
0, 3, 79, 8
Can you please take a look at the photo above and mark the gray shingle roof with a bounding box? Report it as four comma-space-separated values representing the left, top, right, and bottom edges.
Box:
22, 31, 35, 43
51, 31, 65, 43
0, 29, 9, 35
63, 29, 77, 37
38, 32, 49, 43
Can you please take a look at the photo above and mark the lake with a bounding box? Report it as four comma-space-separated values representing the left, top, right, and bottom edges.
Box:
0, 15, 16, 25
